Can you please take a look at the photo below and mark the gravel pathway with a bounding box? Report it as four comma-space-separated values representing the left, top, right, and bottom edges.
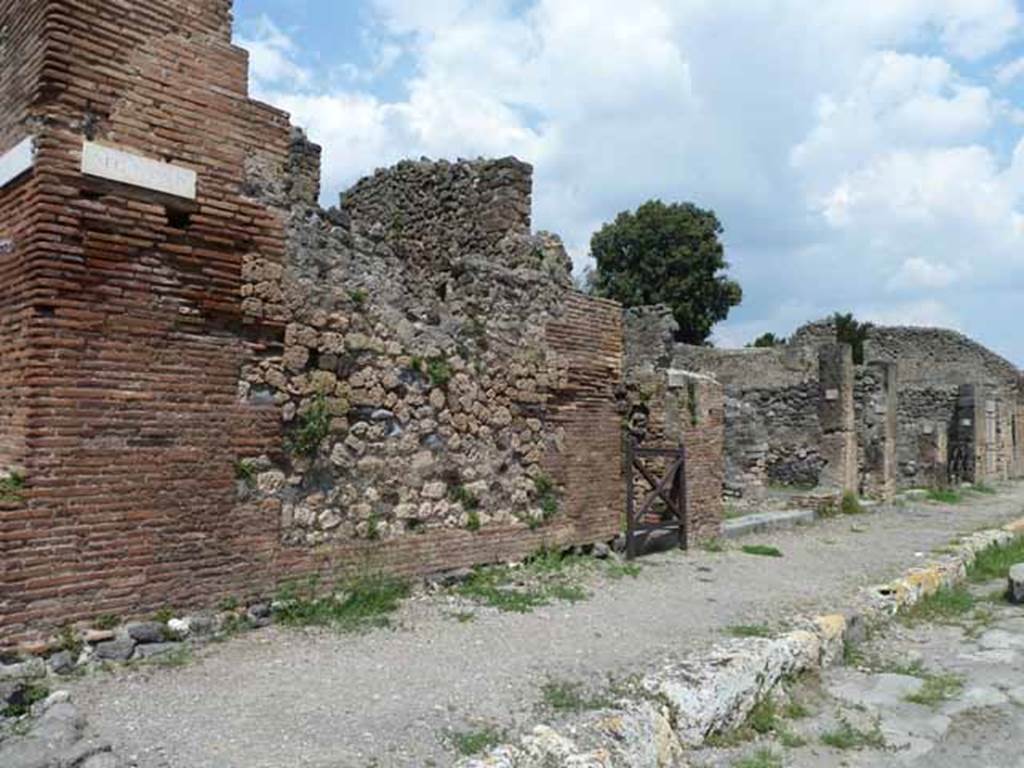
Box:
69, 485, 1024, 768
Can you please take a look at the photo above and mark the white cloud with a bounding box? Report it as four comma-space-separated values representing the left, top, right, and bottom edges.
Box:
996, 56, 1024, 85
236, 16, 310, 88
886, 257, 960, 291
857, 298, 962, 329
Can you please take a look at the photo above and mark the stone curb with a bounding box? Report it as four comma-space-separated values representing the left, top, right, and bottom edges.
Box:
723, 509, 816, 539
456, 516, 1024, 767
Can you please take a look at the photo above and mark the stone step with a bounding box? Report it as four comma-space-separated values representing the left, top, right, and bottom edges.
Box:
724, 508, 816, 539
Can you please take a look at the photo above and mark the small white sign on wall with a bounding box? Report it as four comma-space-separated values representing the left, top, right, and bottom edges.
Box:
81, 141, 197, 200
0, 137, 35, 190
825, 388, 840, 401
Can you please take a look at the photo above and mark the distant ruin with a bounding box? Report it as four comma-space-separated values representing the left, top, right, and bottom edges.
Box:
665, 314, 1024, 509
0, 0, 1021, 647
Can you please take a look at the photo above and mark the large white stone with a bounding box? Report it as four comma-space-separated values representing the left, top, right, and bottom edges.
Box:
81, 140, 196, 200
1010, 563, 1024, 605
0, 136, 34, 190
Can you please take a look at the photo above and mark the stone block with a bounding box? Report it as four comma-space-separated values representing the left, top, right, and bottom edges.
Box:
1009, 563, 1024, 605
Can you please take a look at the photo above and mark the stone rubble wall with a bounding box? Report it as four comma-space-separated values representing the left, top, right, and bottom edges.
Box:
238, 153, 621, 548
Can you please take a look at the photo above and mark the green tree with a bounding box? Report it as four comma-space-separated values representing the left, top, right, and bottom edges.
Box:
832, 312, 873, 364
590, 200, 742, 344
750, 332, 785, 348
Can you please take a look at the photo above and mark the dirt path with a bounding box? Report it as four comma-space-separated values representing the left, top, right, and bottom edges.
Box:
70, 485, 1024, 768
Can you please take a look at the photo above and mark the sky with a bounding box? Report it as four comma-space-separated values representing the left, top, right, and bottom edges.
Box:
234, 0, 1024, 365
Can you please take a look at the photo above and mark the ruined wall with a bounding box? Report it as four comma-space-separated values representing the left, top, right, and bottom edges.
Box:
670, 332, 833, 500
623, 308, 725, 542
239, 156, 619, 546
793, 322, 1023, 487
0, 0, 625, 645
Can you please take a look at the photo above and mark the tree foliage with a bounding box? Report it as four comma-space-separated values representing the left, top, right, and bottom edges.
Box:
750, 332, 785, 348
590, 200, 742, 344
832, 312, 873, 364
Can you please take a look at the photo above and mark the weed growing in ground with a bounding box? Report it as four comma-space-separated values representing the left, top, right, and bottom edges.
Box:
703, 538, 727, 552
443, 726, 505, 756
273, 572, 410, 631
604, 561, 642, 580
926, 488, 961, 504
540, 679, 612, 713
904, 672, 964, 707
778, 730, 808, 747
968, 537, 1024, 582
727, 624, 773, 639
742, 544, 783, 558
733, 748, 783, 768
900, 586, 975, 625
821, 717, 885, 750
1, 683, 49, 718
93, 613, 121, 630
747, 697, 779, 734
234, 459, 258, 485
427, 357, 452, 387
455, 548, 593, 612
783, 699, 811, 719
840, 492, 865, 515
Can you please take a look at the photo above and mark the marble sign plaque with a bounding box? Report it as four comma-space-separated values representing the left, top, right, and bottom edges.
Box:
81, 141, 196, 200
0, 137, 34, 190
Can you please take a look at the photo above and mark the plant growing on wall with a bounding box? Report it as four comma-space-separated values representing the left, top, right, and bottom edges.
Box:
288, 395, 332, 457
0, 471, 24, 503
589, 200, 742, 344
832, 312, 873, 365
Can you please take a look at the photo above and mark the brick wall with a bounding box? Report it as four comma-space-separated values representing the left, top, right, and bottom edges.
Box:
0, 0, 627, 645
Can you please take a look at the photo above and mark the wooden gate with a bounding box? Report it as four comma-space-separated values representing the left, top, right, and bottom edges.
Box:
624, 437, 687, 559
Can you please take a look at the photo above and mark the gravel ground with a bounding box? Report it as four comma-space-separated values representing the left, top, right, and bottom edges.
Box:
69, 484, 1024, 768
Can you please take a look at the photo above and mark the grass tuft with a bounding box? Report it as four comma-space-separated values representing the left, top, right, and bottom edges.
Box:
926, 488, 961, 504
900, 585, 975, 625
273, 572, 410, 631
443, 726, 505, 756
742, 544, 783, 558
904, 672, 964, 707
968, 537, 1024, 583
0, 683, 49, 718
727, 624, 773, 639
840, 492, 865, 515
455, 547, 592, 612
821, 717, 886, 750
733, 748, 783, 768
540, 679, 612, 712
